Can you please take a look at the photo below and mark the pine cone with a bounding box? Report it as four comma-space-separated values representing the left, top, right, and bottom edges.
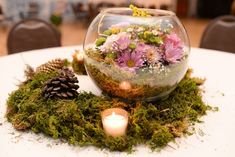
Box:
19, 64, 35, 86
24, 64, 35, 79
36, 58, 65, 74
42, 67, 79, 99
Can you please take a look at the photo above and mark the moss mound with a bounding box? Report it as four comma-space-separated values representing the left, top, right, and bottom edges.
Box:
6, 65, 210, 152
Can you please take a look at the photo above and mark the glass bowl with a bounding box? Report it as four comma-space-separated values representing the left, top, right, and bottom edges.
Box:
83, 8, 190, 101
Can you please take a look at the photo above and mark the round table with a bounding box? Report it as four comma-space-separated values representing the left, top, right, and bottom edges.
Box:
0, 46, 235, 157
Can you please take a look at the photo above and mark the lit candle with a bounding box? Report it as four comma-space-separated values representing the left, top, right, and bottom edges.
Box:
72, 50, 84, 63
101, 108, 128, 137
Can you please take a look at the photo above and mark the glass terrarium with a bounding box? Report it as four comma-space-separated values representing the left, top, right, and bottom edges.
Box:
83, 8, 190, 101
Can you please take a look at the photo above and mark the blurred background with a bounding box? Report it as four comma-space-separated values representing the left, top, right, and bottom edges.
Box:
0, 0, 235, 56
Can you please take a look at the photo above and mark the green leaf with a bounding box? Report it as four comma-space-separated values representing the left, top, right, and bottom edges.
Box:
105, 53, 117, 59
95, 37, 106, 47
149, 36, 163, 45
129, 43, 136, 49
103, 30, 112, 36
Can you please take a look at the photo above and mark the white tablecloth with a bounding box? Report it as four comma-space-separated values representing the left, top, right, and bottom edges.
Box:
0, 46, 235, 157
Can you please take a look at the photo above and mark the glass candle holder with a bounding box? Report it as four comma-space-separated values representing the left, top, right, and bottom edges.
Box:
101, 108, 128, 137
84, 8, 190, 101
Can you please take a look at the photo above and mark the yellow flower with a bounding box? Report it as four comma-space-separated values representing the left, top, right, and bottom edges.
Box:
129, 4, 150, 17
111, 28, 120, 34
144, 31, 152, 38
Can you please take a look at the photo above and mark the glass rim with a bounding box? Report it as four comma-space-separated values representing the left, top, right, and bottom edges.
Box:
101, 7, 176, 17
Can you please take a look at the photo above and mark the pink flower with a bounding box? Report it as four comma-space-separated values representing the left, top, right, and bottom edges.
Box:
164, 43, 183, 63
114, 33, 131, 50
117, 51, 144, 73
165, 33, 182, 48
135, 43, 147, 53
144, 45, 162, 64
163, 33, 184, 63
135, 43, 162, 64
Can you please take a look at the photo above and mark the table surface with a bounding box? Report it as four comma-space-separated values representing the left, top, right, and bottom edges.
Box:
0, 46, 235, 157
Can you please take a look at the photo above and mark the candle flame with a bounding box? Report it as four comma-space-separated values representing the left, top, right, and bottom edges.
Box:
73, 50, 84, 62
105, 111, 125, 121
111, 112, 116, 117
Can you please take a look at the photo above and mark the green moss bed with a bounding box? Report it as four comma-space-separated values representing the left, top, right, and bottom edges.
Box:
85, 64, 175, 100
6, 61, 213, 152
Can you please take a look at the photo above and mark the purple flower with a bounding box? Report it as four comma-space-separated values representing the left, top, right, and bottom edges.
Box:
114, 33, 131, 50
163, 33, 184, 63
117, 51, 144, 73
135, 43, 147, 53
164, 43, 183, 63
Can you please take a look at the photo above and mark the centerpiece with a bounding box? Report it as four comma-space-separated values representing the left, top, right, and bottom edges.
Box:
4, 5, 215, 153
83, 7, 190, 101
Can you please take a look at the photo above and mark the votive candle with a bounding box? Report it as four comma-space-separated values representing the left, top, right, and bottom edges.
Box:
101, 108, 128, 137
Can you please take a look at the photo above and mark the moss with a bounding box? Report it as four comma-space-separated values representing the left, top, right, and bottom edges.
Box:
85, 64, 175, 100
148, 127, 174, 149
6, 66, 212, 152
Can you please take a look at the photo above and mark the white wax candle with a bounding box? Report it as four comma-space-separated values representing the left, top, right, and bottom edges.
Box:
76, 52, 83, 62
103, 112, 128, 137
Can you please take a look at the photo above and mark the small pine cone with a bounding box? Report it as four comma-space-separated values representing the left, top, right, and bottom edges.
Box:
20, 64, 35, 86
42, 67, 79, 99
24, 64, 35, 79
36, 58, 65, 74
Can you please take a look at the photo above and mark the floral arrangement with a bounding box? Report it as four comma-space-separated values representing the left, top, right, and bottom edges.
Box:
85, 21, 188, 100
95, 22, 186, 73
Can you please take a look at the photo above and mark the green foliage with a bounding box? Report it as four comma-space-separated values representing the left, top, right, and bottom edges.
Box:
129, 43, 136, 49
103, 30, 112, 36
138, 31, 163, 45
105, 53, 117, 60
6, 69, 211, 152
95, 37, 106, 47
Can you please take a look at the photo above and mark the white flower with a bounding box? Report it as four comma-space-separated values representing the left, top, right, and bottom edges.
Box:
126, 28, 134, 32
137, 27, 145, 32
152, 30, 159, 36
99, 32, 130, 53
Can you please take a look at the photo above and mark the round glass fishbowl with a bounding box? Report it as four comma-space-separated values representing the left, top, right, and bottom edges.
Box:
83, 8, 190, 101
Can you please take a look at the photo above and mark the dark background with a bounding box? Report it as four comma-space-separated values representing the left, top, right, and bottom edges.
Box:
197, 0, 234, 18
